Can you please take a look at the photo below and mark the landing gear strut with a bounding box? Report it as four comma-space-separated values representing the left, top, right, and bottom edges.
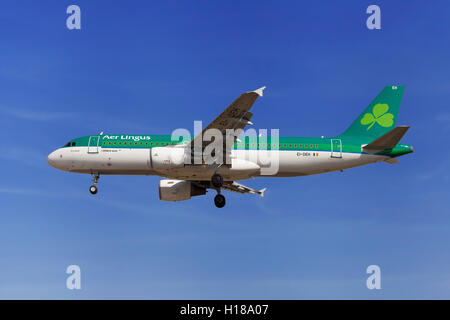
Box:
211, 173, 223, 188
89, 172, 100, 195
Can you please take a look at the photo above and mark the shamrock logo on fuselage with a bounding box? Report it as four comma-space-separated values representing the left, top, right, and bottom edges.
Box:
360, 104, 394, 130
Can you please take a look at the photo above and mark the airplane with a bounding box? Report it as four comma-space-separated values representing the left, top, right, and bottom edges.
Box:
47, 85, 413, 208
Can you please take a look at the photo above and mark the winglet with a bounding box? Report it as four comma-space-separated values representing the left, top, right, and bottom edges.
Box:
252, 86, 266, 97
259, 188, 267, 197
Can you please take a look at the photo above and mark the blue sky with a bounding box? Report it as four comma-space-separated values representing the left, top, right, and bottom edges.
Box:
0, 0, 449, 299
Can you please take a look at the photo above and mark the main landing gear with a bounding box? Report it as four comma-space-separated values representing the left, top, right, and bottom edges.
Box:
214, 193, 226, 208
211, 173, 223, 188
211, 173, 226, 208
89, 172, 100, 195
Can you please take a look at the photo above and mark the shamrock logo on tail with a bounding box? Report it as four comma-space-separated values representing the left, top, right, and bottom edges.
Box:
361, 104, 394, 130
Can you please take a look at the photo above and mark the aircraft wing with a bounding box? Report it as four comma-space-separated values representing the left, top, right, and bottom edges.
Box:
191, 180, 266, 197
187, 86, 266, 164
221, 181, 266, 197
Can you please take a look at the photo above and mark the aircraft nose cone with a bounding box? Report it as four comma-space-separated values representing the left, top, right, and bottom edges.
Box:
47, 151, 58, 167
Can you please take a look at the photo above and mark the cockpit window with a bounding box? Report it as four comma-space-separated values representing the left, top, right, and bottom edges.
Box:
71, 142, 76, 146
64, 142, 71, 147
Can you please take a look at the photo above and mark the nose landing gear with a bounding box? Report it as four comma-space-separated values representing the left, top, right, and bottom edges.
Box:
89, 172, 100, 195
89, 185, 98, 194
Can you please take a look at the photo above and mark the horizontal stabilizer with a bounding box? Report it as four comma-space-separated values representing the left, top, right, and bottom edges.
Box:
363, 126, 410, 151
384, 158, 399, 164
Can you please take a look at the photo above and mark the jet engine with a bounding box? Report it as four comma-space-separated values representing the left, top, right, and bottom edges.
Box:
159, 179, 207, 201
150, 147, 185, 171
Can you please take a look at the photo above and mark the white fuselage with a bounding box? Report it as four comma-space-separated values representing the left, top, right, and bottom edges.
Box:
47, 146, 389, 181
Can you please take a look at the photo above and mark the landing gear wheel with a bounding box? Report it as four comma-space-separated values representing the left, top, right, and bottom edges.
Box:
89, 185, 98, 195
214, 194, 226, 208
211, 173, 223, 188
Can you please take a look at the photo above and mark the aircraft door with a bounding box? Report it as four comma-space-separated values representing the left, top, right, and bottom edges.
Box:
88, 136, 100, 154
331, 139, 342, 158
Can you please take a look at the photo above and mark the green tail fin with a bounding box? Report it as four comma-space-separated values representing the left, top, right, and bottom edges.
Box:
338, 86, 405, 142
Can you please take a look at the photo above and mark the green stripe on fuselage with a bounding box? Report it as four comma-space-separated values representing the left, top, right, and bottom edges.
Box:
63, 134, 413, 158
